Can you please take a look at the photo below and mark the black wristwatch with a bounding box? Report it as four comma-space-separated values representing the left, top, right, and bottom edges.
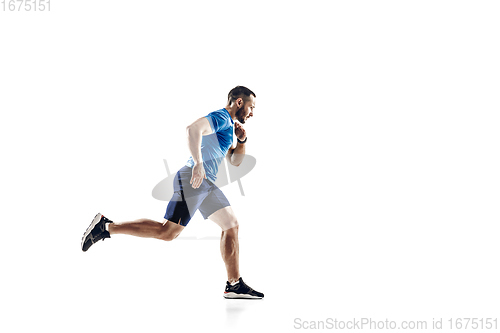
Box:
237, 137, 247, 144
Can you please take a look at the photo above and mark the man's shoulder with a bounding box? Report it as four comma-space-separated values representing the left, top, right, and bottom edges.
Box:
207, 108, 230, 119
206, 108, 233, 132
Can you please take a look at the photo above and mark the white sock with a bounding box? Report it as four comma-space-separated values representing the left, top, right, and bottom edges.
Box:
105, 223, 110, 232
230, 280, 240, 286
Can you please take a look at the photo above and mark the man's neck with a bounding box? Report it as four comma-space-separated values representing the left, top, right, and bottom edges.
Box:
224, 106, 237, 120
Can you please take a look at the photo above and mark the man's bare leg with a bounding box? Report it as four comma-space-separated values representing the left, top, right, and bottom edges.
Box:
221, 226, 240, 283
109, 218, 184, 241
208, 206, 240, 282
208, 206, 263, 298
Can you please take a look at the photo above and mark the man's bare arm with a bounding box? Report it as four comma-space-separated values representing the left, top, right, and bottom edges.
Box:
186, 117, 212, 188
227, 122, 247, 167
226, 144, 245, 167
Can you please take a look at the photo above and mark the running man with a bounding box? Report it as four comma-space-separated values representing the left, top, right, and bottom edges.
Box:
81, 86, 264, 299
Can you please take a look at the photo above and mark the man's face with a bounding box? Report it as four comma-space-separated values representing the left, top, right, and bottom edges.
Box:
235, 95, 255, 124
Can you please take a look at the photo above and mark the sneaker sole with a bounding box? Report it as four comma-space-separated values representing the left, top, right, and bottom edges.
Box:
223, 292, 263, 299
81, 213, 103, 251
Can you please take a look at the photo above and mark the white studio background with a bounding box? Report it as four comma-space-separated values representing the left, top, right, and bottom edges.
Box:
1, 1, 499, 332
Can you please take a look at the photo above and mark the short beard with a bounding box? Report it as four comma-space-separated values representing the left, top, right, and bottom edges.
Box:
235, 106, 246, 124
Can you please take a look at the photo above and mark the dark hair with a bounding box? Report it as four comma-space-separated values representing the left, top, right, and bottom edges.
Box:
227, 86, 256, 105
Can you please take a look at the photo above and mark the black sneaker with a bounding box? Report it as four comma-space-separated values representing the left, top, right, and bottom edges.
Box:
81, 213, 113, 252
223, 277, 264, 299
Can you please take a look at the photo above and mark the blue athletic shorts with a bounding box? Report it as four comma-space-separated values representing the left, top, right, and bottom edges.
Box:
164, 166, 230, 227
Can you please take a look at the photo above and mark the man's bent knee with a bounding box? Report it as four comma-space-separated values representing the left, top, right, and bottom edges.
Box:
221, 220, 239, 232
160, 231, 179, 241
159, 220, 183, 241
